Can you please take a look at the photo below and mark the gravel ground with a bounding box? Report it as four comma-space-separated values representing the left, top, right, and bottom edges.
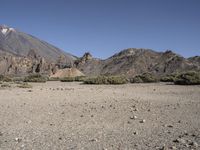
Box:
0, 82, 200, 150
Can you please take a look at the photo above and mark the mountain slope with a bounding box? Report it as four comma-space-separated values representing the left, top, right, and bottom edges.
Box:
0, 25, 76, 63
76, 49, 200, 77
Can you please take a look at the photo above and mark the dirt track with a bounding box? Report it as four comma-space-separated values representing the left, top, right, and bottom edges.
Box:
0, 82, 200, 150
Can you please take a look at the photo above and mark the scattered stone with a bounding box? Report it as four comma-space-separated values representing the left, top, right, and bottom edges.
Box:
177, 138, 186, 144
185, 144, 190, 148
80, 115, 84, 117
171, 146, 176, 150
15, 138, 22, 143
0, 132, 3, 136
165, 124, 173, 128
133, 131, 138, 135
27, 90, 32, 92
89, 138, 97, 142
130, 116, 137, 120
189, 142, 198, 147
160, 145, 168, 150
140, 119, 146, 123
91, 115, 94, 117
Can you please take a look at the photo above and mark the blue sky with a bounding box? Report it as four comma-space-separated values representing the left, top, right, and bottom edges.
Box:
1, 0, 200, 58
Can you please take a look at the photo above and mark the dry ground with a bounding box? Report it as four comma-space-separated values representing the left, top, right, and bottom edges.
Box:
0, 82, 200, 150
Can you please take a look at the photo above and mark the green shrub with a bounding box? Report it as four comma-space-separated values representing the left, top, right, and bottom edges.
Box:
174, 71, 200, 85
13, 77, 25, 82
0, 75, 4, 81
17, 83, 32, 88
60, 77, 75, 82
160, 74, 178, 82
84, 76, 127, 84
48, 77, 61, 81
74, 76, 86, 82
0, 75, 13, 82
60, 76, 86, 82
130, 73, 158, 83
24, 74, 47, 83
1, 83, 11, 88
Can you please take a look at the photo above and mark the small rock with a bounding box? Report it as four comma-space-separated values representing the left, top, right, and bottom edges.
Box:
189, 142, 198, 147
185, 144, 190, 148
130, 116, 137, 120
173, 138, 186, 144
165, 124, 173, 128
171, 146, 176, 150
80, 115, 84, 117
15, 138, 22, 143
89, 138, 97, 142
140, 119, 146, 123
133, 131, 138, 135
0, 132, 3, 136
178, 138, 186, 144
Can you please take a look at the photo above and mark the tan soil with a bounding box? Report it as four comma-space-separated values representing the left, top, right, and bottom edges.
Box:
0, 82, 200, 150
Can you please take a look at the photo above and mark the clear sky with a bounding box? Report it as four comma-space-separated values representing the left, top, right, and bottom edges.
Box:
1, 0, 200, 58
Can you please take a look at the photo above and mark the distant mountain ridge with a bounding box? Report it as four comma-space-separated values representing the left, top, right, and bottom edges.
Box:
76, 48, 200, 77
0, 25, 199, 77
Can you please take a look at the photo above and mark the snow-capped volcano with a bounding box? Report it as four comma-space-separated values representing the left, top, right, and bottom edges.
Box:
0, 25, 15, 35
0, 24, 76, 63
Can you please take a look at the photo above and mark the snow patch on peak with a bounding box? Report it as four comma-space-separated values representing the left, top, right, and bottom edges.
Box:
1, 28, 8, 35
9, 28, 15, 31
0, 26, 15, 35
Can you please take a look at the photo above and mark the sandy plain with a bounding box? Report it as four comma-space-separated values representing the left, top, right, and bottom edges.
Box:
0, 82, 200, 150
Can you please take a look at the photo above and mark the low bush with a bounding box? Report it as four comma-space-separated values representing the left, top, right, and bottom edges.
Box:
0, 75, 13, 82
160, 74, 178, 82
84, 76, 127, 84
24, 74, 47, 83
48, 77, 61, 81
174, 71, 200, 85
17, 83, 32, 88
1, 83, 11, 88
60, 76, 86, 82
130, 73, 158, 83
60, 77, 75, 82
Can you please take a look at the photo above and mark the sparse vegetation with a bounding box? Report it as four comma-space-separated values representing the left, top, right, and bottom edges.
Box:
48, 77, 61, 81
1, 83, 11, 88
160, 74, 178, 82
0, 75, 13, 82
17, 83, 32, 88
84, 76, 127, 84
24, 74, 47, 83
60, 76, 86, 82
130, 73, 158, 83
60, 77, 75, 82
174, 71, 200, 85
